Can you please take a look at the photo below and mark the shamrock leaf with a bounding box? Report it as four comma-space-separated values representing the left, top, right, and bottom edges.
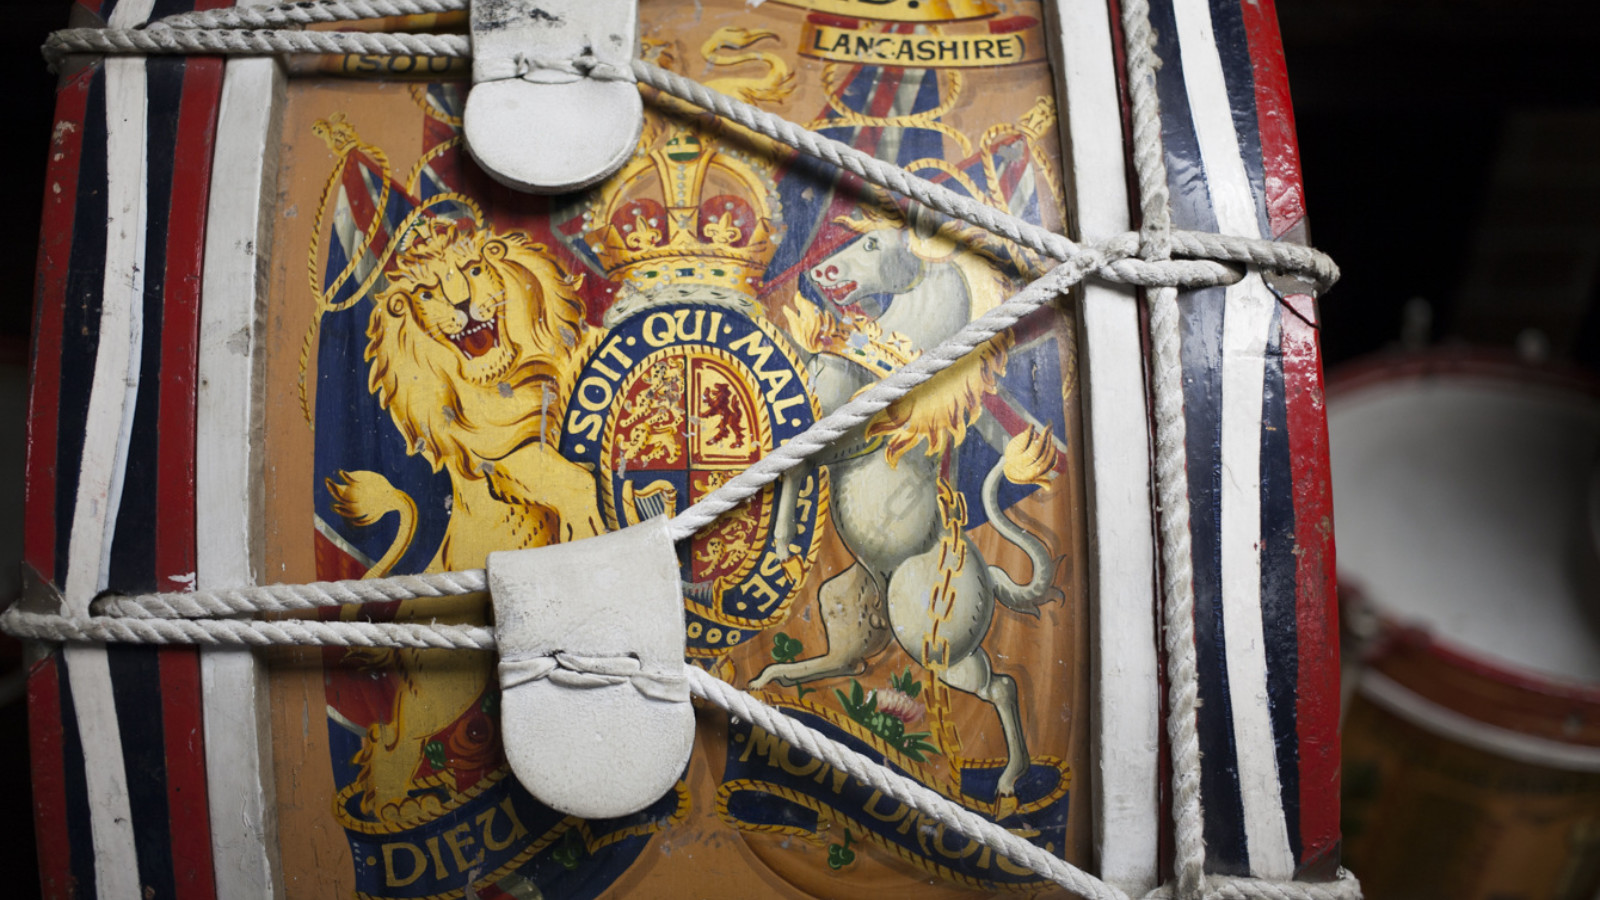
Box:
423, 740, 448, 770
827, 829, 857, 869
552, 830, 585, 870
771, 632, 803, 664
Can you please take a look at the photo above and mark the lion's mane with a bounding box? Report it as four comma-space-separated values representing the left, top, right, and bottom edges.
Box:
365, 220, 591, 481
868, 336, 1011, 465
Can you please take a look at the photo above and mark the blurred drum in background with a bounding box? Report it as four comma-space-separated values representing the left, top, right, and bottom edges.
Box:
1331, 352, 1600, 900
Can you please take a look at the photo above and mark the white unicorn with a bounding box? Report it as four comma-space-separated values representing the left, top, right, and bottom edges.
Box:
753, 203, 1063, 806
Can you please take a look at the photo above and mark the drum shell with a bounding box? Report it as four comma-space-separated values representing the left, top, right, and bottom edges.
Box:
1332, 355, 1600, 900
1342, 625, 1600, 899
17, 0, 1347, 895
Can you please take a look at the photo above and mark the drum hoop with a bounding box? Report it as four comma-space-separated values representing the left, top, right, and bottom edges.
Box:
1359, 669, 1600, 772
1363, 620, 1600, 709
1327, 347, 1600, 405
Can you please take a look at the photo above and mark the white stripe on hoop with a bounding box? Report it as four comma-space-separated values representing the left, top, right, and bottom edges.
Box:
197, 8, 286, 893
1049, 0, 1161, 892
63, 1, 157, 896
1172, 0, 1297, 880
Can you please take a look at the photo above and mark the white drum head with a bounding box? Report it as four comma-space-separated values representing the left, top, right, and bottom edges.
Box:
1330, 361, 1600, 685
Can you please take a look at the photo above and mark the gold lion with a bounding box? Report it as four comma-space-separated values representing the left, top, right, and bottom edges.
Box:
324, 219, 604, 823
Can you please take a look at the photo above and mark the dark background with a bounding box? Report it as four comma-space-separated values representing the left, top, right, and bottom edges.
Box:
1282, 1, 1600, 369
0, 1, 1597, 894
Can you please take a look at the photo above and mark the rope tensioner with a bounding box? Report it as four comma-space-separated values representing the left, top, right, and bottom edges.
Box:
14, 0, 1356, 897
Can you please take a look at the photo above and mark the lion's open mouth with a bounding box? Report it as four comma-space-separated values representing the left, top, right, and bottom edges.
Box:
449, 315, 500, 359
815, 278, 858, 306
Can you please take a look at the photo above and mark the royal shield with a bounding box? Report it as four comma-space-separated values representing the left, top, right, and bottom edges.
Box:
560, 303, 826, 660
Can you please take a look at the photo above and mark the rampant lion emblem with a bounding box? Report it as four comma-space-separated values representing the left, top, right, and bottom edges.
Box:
324, 219, 604, 823
699, 380, 749, 448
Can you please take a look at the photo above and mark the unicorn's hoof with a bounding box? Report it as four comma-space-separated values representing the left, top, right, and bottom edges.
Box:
993, 792, 1020, 820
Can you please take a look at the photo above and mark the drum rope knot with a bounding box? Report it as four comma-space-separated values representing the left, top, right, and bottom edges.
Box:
500, 651, 690, 703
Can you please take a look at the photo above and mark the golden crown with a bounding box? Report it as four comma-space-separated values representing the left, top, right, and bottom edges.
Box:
585, 125, 783, 299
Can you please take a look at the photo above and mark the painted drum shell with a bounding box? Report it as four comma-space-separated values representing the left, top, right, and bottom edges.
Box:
18, 0, 1349, 894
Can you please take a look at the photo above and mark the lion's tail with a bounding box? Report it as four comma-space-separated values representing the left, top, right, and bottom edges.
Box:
326, 470, 419, 579
985, 427, 1065, 616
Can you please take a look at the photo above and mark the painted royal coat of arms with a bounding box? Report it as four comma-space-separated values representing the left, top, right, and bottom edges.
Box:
261, 1, 1091, 896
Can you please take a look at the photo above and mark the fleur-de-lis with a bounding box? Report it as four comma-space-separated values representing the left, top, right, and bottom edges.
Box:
703, 212, 741, 246
625, 214, 662, 251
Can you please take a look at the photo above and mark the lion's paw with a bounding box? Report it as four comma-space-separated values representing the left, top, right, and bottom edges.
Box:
1002, 424, 1059, 488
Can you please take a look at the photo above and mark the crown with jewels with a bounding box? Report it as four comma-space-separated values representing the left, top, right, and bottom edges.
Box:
585, 125, 783, 298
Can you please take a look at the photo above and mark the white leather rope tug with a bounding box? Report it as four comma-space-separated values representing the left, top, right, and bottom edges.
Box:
484, 518, 695, 819
462, 0, 643, 192
8, 0, 1358, 897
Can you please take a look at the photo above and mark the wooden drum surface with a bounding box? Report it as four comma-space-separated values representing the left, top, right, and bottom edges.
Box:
17, 0, 1348, 896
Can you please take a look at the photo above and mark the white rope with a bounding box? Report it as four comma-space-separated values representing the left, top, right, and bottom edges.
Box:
481, 52, 632, 82
1149, 277, 1211, 897
14, 6, 1362, 899
1145, 873, 1363, 900
100, 261, 1086, 617
5, 596, 1357, 899
43, 26, 467, 68
633, 61, 1331, 293
38, 14, 1340, 295
1168, 231, 1335, 291
667, 260, 1089, 537
502, 651, 689, 702
1115, 0, 1208, 895
639, 65, 1073, 264
694, 668, 1361, 900
0, 607, 495, 649
92, 237, 1252, 615
153, 0, 466, 30
94, 569, 487, 617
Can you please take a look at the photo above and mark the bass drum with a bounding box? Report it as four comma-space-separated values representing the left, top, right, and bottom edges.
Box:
1331, 352, 1600, 900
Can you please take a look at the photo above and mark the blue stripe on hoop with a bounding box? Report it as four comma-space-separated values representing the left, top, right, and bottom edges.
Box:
102, 54, 188, 899
54, 67, 109, 588
109, 55, 184, 595
1148, 0, 1250, 875
1258, 302, 1302, 862
151, 0, 194, 20
107, 644, 177, 898
1204, 0, 1270, 239
1207, 0, 1306, 866
56, 654, 99, 899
